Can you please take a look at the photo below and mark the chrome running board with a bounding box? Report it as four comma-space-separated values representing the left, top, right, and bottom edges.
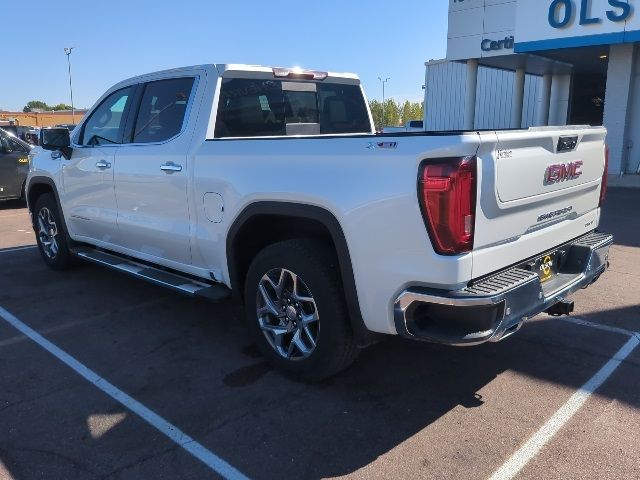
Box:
71, 247, 230, 302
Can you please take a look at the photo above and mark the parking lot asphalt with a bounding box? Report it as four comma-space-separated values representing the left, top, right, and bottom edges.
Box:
0, 190, 638, 480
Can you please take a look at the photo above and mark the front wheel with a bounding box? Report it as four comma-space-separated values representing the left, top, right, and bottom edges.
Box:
244, 239, 359, 381
34, 193, 74, 270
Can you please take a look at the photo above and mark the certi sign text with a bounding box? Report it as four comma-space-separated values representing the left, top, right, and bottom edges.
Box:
481, 36, 515, 52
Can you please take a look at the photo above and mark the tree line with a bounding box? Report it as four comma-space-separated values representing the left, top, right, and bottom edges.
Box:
23, 100, 73, 113
368, 99, 423, 130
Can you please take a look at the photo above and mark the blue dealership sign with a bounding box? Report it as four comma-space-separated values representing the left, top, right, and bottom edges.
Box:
515, 0, 638, 52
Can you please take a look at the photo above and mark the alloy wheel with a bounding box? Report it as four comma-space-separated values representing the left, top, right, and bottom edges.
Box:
256, 268, 320, 360
37, 207, 59, 259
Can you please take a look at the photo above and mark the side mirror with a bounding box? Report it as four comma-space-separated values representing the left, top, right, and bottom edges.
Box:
40, 128, 72, 159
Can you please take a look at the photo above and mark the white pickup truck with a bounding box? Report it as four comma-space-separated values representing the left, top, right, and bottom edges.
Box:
28, 64, 612, 380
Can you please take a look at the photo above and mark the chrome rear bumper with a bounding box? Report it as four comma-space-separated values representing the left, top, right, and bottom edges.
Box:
393, 231, 613, 346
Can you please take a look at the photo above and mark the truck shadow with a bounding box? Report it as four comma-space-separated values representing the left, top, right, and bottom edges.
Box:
0, 255, 637, 479
218, 306, 639, 479
0, 188, 638, 479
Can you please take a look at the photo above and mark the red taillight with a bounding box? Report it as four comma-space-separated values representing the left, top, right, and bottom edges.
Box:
599, 145, 609, 207
419, 156, 477, 255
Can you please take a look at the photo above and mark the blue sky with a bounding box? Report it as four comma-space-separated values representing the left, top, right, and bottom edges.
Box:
1, 0, 448, 112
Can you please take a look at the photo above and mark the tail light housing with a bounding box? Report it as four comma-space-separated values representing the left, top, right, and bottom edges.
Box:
599, 145, 609, 207
419, 156, 477, 255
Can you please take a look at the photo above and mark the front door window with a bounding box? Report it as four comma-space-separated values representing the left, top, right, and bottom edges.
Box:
79, 87, 134, 146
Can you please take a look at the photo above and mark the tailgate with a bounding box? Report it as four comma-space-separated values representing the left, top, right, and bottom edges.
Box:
472, 126, 607, 278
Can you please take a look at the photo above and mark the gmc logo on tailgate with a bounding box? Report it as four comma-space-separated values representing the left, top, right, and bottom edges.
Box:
545, 161, 583, 185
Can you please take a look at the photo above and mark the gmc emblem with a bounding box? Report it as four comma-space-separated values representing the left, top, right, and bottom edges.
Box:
545, 161, 583, 185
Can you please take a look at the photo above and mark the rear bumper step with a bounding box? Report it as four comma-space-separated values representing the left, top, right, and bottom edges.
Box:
71, 247, 231, 302
394, 231, 613, 346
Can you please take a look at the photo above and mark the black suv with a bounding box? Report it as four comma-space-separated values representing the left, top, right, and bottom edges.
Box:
0, 128, 32, 202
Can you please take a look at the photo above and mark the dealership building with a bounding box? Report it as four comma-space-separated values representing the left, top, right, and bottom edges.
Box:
424, 0, 640, 183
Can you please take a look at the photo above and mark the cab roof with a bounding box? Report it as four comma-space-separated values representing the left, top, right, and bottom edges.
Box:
113, 64, 361, 89
215, 64, 360, 84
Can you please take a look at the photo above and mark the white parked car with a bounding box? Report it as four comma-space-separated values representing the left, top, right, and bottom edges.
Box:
27, 64, 612, 380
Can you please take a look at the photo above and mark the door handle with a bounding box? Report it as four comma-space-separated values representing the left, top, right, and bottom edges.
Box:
160, 162, 182, 173
95, 160, 111, 169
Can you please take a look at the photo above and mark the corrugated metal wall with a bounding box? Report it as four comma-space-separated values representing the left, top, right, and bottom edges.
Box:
424, 61, 542, 131
425, 61, 466, 131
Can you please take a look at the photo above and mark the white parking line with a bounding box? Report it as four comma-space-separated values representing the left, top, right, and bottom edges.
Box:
0, 245, 37, 254
0, 296, 172, 348
561, 316, 638, 338
490, 325, 639, 480
0, 305, 250, 480
0, 459, 14, 480
0, 318, 94, 348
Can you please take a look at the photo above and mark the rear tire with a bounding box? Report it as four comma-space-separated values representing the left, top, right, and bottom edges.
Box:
244, 239, 359, 381
34, 193, 73, 270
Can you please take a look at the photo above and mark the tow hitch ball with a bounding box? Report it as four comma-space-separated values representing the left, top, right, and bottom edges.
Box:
545, 299, 575, 317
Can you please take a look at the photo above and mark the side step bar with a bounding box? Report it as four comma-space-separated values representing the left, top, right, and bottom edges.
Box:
71, 248, 231, 302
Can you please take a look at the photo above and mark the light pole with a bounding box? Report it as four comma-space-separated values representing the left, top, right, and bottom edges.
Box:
378, 76, 390, 128
64, 47, 76, 123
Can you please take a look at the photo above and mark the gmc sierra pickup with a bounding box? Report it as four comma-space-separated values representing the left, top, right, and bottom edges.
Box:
27, 64, 612, 380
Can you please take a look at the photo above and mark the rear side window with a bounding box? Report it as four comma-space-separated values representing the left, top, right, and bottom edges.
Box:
215, 78, 371, 138
132, 77, 195, 144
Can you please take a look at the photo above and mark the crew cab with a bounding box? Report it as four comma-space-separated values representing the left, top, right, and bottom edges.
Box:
27, 64, 612, 380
